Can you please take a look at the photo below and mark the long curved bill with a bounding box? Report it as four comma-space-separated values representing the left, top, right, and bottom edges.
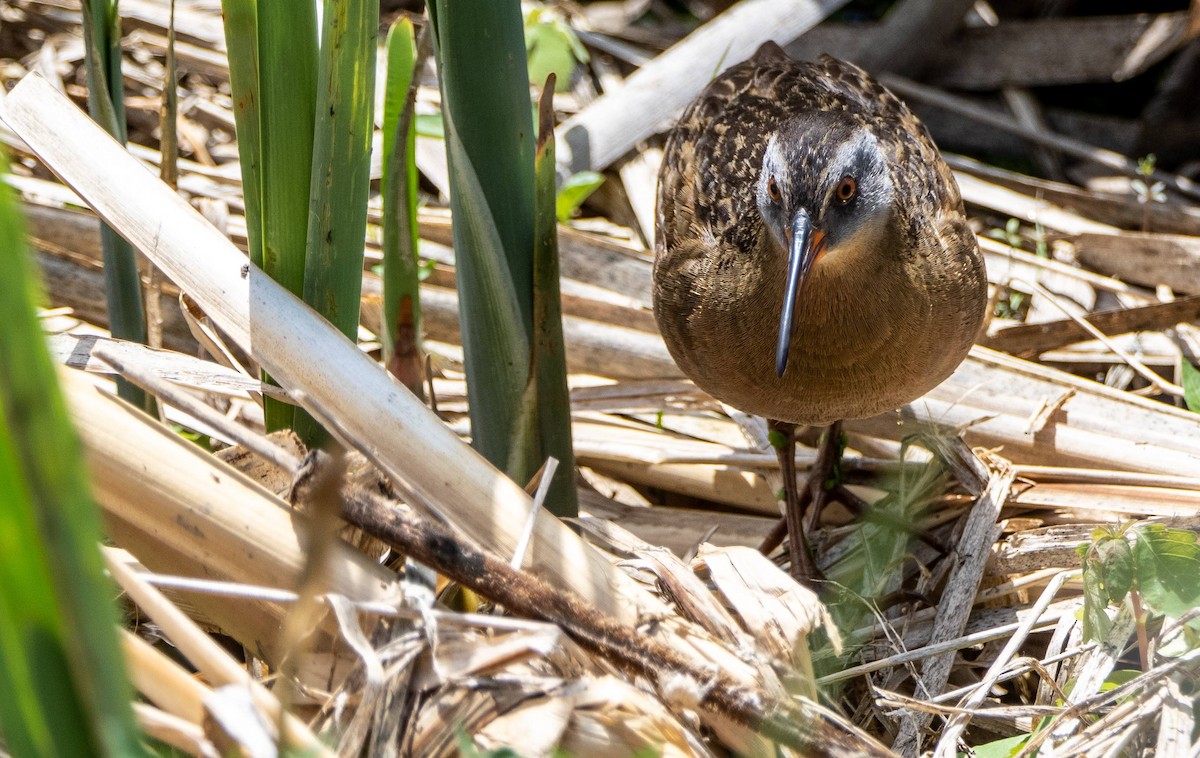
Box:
775, 208, 824, 376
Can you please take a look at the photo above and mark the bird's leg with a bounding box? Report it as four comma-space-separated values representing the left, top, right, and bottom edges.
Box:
757, 515, 788, 556
766, 419, 821, 583
804, 420, 843, 537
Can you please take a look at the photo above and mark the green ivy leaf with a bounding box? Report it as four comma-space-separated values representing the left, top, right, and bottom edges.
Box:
1132, 523, 1200, 620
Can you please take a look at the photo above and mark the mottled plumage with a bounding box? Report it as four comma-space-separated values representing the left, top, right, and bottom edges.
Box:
654, 43, 986, 426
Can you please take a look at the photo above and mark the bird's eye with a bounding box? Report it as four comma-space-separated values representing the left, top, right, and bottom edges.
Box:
767, 177, 781, 203
835, 175, 857, 204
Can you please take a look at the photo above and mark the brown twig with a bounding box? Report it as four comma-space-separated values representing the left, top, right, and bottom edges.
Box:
983, 294, 1200, 356
336, 474, 894, 757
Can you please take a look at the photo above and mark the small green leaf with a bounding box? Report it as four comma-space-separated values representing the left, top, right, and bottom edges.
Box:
456, 730, 479, 758
1137, 153, 1157, 177
1132, 523, 1200, 620
555, 170, 604, 221
1181, 357, 1200, 412
1095, 533, 1134, 604
417, 257, 436, 282
415, 113, 444, 139
524, 7, 586, 92
767, 429, 788, 450
968, 732, 1030, 758
171, 424, 212, 451
526, 25, 576, 91
1099, 668, 1140, 693
1079, 545, 1114, 642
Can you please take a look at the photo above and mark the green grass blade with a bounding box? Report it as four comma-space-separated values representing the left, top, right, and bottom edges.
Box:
159, 0, 178, 189
78, 0, 126, 145
304, 0, 377, 340
257, 0, 317, 431
79, 0, 148, 411
219, 0, 263, 268
0, 154, 147, 757
429, 0, 539, 478
428, 0, 536, 328
442, 114, 531, 468
381, 19, 416, 205
380, 18, 424, 391
257, 0, 315, 295
295, 0, 379, 443
529, 76, 577, 517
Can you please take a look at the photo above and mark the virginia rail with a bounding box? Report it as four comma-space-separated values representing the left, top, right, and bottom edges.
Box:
653, 43, 986, 582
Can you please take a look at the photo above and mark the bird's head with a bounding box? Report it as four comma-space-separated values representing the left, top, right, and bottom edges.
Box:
755, 115, 897, 376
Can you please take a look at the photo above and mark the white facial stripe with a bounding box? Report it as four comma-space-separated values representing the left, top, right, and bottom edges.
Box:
828, 132, 892, 205
763, 135, 786, 182
831, 131, 876, 173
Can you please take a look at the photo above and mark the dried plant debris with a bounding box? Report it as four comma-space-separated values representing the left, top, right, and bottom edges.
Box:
4, 0, 1200, 755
